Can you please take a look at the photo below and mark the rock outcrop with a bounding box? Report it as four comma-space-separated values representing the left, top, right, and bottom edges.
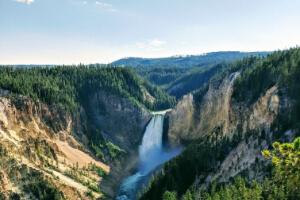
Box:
90, 90, 152, 153
165, 72, 240, 147
164, 93, 195, 146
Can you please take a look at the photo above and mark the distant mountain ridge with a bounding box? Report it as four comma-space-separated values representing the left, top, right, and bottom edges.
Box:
111, 51, 271, 67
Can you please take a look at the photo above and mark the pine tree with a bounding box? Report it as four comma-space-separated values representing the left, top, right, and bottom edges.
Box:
148, 174, 155, 189
136, 190, 142, 200
162, 190, 176, 200
142, 184, 147, 194
182, 189, 192, 200
262, 137, 300, 198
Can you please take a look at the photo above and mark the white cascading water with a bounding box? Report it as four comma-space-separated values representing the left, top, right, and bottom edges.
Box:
116, 113, 182, 200
139, 114, 164, 174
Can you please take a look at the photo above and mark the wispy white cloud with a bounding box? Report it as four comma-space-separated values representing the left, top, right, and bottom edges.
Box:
150, 39, 166, 47
95, 2, 112, 6
110, 9, 116, 12
103, 3, 112, 7
14, 0, 35, 4
82, 1, 88, 4
136, 39, 166, 51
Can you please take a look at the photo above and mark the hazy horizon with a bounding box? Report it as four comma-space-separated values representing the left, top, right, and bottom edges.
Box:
0, 50, 276, 66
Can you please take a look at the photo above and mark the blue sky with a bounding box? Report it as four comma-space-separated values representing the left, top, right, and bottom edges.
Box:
0, 0, 300, 64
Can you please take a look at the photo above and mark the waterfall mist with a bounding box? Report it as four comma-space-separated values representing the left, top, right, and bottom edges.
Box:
116, 113, 182, 200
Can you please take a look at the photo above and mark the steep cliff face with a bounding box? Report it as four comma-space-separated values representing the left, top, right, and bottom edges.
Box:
164, 93, 195, 146
90, 90, 152, 153
0, 95, 68, 141
195, 84, 290, 187
0, 95, 98, 199
228, 86, 281, 137
165, 72, 240, 147
165, 71, 285, 145
163, 71, 294, 189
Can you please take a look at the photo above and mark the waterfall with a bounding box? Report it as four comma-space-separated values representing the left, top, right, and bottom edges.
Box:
139, 114, 164, 174
116, 113, 182, 200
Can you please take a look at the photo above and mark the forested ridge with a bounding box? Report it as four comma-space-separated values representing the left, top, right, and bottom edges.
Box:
6, 52, 270, 101
120, 51, 270, 99
128, 64, 200, 86
0, 65, 176, 112
167, 62, 230, 98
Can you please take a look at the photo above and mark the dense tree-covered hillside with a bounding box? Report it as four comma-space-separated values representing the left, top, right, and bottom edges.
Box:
122, 52, 269, 99
164, 56, 259, 99
233, 48, 300, 122
128, 64, 200, 86
192, 56, 261, 103
0, 65, 176, 112
166, 62, 230, 98
161, 138, 300, 200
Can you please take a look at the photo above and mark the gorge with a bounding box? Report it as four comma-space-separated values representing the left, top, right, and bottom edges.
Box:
0, 48, 299, 200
